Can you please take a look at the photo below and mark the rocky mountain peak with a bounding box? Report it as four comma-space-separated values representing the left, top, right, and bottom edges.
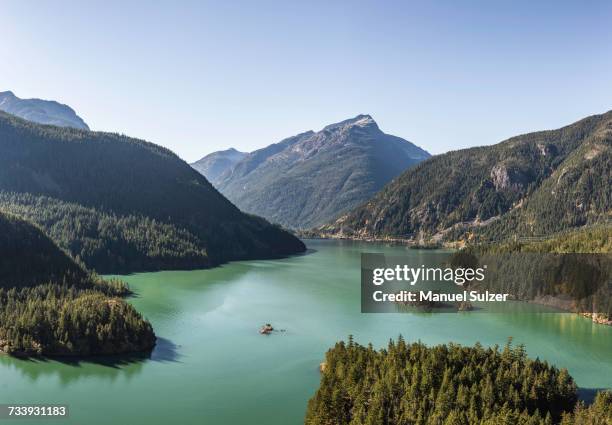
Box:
322, 114, 379, 133
209, 115, 429, 229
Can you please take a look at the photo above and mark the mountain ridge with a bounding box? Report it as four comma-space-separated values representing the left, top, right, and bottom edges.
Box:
191, 147, 247, 186
315, 110, 612, 242
200, 115, 430, 229
0, 90, 89, 130
0, 111, 305, 273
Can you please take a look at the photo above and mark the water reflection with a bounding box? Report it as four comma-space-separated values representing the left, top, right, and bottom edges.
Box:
0, 336, 179, 386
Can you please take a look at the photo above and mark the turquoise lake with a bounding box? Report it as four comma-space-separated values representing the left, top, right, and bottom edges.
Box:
0, 239, 610, 425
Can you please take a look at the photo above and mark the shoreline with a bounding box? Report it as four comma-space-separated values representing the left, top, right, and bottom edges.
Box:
299, 233, 453, 249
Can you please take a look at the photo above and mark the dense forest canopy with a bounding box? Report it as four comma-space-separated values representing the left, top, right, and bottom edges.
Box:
561, 391, 612, 425
0, 210, 88, 288
306, 337, 611, 425
0, 211, 155, 356
0, 111, 305, 273
0, 193, 210, 273
0, 284, 155, 356
471, 225, 612, 254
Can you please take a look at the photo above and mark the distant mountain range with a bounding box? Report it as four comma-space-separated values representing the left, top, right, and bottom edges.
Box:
0, 111, 305, 273
194, 115, 430, 229
0, 91, 89, 130
316, 110, 612, 242
192, 148, 247, 186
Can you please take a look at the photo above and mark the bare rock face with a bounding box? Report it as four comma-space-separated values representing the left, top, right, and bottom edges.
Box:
490, 164, 529, 192
490, 164, 512, 190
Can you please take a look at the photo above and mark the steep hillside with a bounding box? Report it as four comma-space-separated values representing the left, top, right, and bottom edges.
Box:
0, 193, 210, 273
0, 91, 89, 130
317, 111, 612, 242
0, 112, 305, 273
0, 211, 88, 289
0, 212, 156, 356
481, 225, 612, 254
214, 115, 430, 229
477, 125, 611, 241
191, 148, 247, 185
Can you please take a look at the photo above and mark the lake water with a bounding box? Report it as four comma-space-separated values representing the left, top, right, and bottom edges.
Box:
0, 240, 611, 425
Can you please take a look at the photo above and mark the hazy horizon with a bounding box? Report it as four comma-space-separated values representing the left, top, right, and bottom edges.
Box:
2, 0, 611, 162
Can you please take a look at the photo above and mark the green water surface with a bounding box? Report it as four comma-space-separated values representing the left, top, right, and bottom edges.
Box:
0, 240, 610, 424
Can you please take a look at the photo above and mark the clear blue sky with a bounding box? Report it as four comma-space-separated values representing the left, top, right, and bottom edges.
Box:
2, 0, 611, 162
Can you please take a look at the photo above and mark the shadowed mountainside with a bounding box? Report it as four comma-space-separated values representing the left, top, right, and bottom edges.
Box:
0, 111, 305, 273
0, 211, 156, 356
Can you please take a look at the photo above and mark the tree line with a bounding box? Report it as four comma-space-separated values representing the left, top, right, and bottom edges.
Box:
306, 336, 611, 425
0, 211, 155, 356
0, 284, 155, 356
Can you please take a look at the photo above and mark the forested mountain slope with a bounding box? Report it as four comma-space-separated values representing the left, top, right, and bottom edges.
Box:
0, 212, 155, 356
0, 193, 210, 273
0, 112, 304, 273
317, 111, 612, 242
0, 91, 89, 130
213, 115, 430, 229
0, 211, 88, 289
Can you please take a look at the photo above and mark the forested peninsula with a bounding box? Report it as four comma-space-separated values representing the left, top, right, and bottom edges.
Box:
0, 109, 308, 357
0, 212, 155, 356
